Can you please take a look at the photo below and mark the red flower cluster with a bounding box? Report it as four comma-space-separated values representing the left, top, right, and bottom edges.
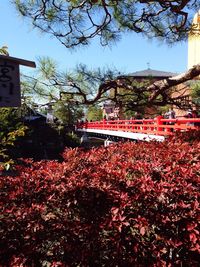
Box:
1, 131, 200, 266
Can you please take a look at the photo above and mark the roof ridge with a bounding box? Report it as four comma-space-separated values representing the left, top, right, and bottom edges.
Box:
127, 68, 177, 77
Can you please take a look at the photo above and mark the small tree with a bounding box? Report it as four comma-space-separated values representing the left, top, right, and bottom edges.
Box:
191, 81, 200, 106
87, 105, 103, 121
53, 99, 84, 126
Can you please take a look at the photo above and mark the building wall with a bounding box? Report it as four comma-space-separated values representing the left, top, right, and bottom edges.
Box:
188, 11, 200, 69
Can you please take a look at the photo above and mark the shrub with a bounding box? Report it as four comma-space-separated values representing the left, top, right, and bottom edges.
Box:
1, 131, 200, 266
0, 108, 28, 170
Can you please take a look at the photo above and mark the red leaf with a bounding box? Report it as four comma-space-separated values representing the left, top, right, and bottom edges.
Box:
111, 207, 119, 215
140, 227, 145, 236
189, 233, 197, 243
187, 223, 197, 231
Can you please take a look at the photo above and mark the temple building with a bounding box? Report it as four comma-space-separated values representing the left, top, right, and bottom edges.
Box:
102, 69, 177, 119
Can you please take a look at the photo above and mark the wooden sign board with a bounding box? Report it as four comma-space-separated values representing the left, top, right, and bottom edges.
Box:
0, 55, 36, 107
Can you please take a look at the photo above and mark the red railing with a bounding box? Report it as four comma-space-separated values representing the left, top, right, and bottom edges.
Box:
76, 117, 200, 136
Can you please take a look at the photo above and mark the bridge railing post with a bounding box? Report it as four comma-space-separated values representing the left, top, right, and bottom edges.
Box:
117, 118, 119, 131
156, 115, 163, 134
143, 120, 147, 131
174, 119, 181, 132
103, 119, 106, 130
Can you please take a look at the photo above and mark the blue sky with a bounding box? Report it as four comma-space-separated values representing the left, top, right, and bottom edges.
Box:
1, 1, 189, 75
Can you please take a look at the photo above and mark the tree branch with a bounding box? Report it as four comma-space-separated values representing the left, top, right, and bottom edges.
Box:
148, 64, 200, 103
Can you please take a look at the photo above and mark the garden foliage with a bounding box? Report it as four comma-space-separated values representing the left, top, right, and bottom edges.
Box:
0, 108, 27, 170
1, 131, 200, 266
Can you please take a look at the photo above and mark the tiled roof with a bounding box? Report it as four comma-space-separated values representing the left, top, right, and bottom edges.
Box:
127, 68, 177, 78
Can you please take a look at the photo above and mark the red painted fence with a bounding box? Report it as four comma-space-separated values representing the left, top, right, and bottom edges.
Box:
76, 117, 200, 137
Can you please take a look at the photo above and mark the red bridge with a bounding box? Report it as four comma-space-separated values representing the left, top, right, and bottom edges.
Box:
76, 117, 200, 142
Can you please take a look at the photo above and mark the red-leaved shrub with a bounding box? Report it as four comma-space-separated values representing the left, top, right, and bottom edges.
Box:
1, 131, 200, 266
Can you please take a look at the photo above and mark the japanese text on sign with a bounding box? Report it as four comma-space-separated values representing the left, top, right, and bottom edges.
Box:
0, 60, 21, 107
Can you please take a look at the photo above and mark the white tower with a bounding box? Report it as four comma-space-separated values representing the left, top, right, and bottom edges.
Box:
188, 10, 200, 69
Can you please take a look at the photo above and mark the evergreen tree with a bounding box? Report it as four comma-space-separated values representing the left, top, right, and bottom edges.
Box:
14, 1, 199, 48
14, 2, 200, 111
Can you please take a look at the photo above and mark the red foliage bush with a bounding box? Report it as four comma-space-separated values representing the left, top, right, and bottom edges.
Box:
1, 131, 200, 266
